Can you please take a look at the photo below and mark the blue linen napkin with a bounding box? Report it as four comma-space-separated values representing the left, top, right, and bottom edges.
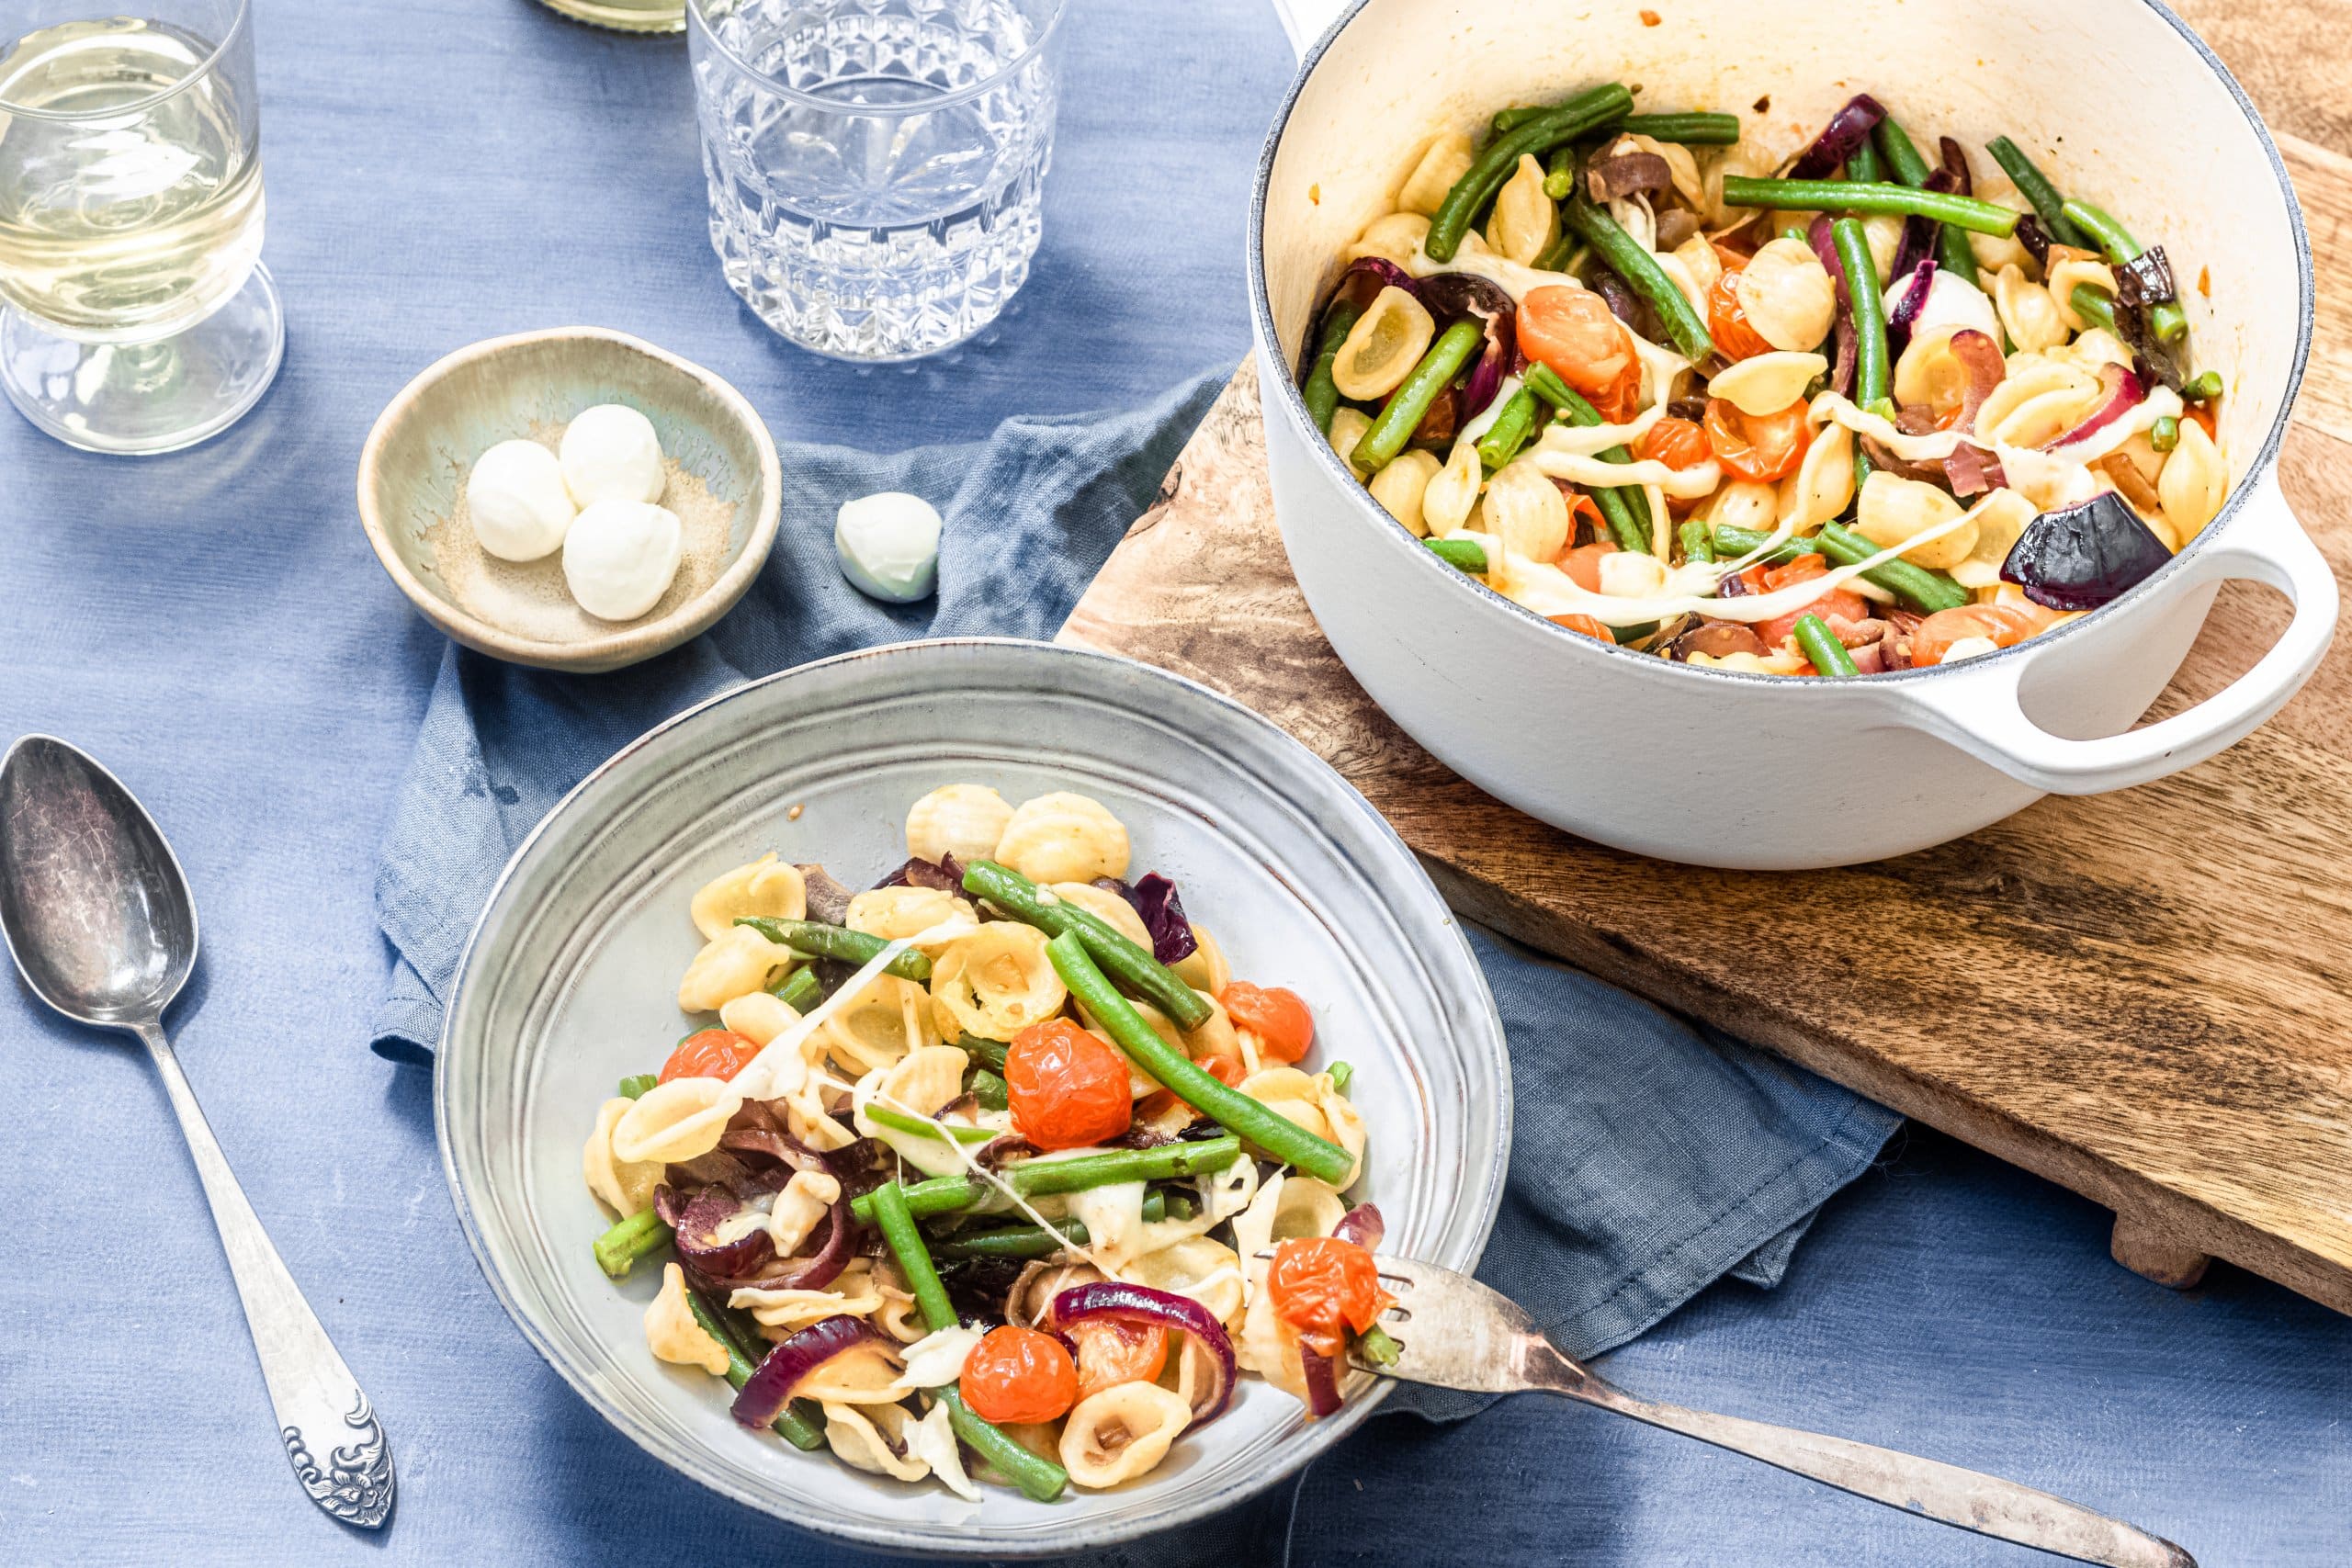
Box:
371, 367, 1898, 1556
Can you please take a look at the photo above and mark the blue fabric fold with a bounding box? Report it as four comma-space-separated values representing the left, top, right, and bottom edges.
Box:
369, 368, 1898, 1561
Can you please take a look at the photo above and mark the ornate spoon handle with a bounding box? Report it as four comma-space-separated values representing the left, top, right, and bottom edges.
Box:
139, 1022, 394, 1529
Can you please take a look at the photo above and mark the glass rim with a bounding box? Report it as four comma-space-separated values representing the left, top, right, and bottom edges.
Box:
686, 0, 1065, 116
0, 0, 251, 119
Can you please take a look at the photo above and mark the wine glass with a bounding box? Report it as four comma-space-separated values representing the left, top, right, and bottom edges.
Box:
0, 0, 281, 455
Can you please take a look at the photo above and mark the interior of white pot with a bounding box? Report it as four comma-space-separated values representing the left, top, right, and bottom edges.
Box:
1262, 0, 2303, 479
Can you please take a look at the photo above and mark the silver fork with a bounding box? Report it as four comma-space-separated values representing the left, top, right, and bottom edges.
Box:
1351, 1256, 2193, 1568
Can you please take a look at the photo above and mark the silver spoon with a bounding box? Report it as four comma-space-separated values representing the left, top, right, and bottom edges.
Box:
1347, 1255, 2192, 1568
0, 736, 393, 1529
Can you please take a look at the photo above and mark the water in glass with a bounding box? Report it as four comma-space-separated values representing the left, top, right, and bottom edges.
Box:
688, 0, 1063, 362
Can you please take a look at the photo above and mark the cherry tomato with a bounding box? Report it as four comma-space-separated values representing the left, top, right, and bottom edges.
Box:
1752, 553, 1871, 649
659, 1029, 762, 1084
1267, 1235, 1394, 1357
1908, 603, 2057, 667
1634, 416, 1712, 471
1706, 256, 1777, 362
959, 1325, 1080, 1425
1548, 613, 1612, 642
1518, 286, 1636, 396
1591, 357, 1642, 423
1703, 397, 1811, 482
1069, 1317, 1170, 1400
1005, 1019, 1133, 1150
1564, 491, 1605, 548
2187, 402, 2218, 442
1563, 540, 1619, 592
1217, 981, 1315, 1065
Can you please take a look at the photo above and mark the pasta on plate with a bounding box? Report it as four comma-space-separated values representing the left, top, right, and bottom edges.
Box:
582, 785, 1397, 1503
1306, 86, 2227, 676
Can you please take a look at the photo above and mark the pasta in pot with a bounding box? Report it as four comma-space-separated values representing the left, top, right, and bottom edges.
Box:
847, 886, 975, 944
582, 1098, 663, 1217
821, 974, 942, 1076
734, 1260, 888, 1337
678, 924, 793, 1012
1328, 406, 1374, 479
993, 792, 1132, 885
1331, 286, 1437, 402
799, 1342, 911, 1406
931, 923, 1067, 1041
1170, 923, 1231, 996
1058, 1383, 1194, 1489
905, 783, 1012, 866
718, 988, 799, 1047
1045, 881, 1151, 948
824, 1401, 931, 1483
1346, 210, 1431, 267
1397, 130, 1475, 217
611, 1076, 741, 1165
689, 852, 807, 942
1485, 153, 1559, 265
645, 1264, 731, 1377
1125, 1235, 1248, 1326
2159, 419, 2227, 536
1368, 448, 1443, 536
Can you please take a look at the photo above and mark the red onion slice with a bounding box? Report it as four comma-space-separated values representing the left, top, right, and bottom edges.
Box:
731, 1314, 879, 1428
2000, 490, 2173, 611
1332, 1203, 1385, 1252
1300, 1345, 1344, 1418
1947, 330, 2007, 434
1133, 874, 1196, 965
1808, 216, 1860, 398
1419, 272, 1520, 422
1046, 1281, 1239, 1426
1883, 258, 1938, 363
664, 1183, 776, 1280
1789, 94, 1886, 180
2044, 363, 2146, 452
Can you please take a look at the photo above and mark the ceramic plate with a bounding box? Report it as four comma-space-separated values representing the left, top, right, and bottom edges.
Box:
436, 638, 1510, 1555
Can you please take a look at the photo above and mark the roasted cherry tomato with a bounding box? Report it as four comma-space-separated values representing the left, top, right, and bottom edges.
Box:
1069, 1317, 1170, 1400
959, 1325, 1080, 1425
1562, 539, 1620, 592
1217, 981, 1315, 1065
1138, 1051, 1244, 1120
1005, 1018, 1133, 1150
1518, 285, 1636, 397
1703, 397, 1812, 482
1752, 553, 1871, 649
1908, 602, 2057, 667
1591, 357, 1642, 423
1706, 255, 1777, 362
1634, 416, 1712, 471
1266, 1236, 1394, 1357
659, 1028, 762, 1084
1548, 613, 1612, 642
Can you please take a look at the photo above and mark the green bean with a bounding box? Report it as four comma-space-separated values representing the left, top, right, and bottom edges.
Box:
1832, 218, 1890, 410
1327, 1061, 1354, 1094
960, 861, 1210, 1031
870, 1182, 1070, 1505
594, 1207, 671, 1280
1719, 178, 2019, 236
1530, 230, 1578, 273
1563, 196, 1715, 362
1355, 320, 1485, 473
1357, 1323, 1404, 1367
959, 1034, 1010, 1073
1427, 84, 1634, 261
1049, 932, 1356, 1187
2182, 370, 2222, 403
2150, 415, 2180, 454
617, 1073, 659, 1100
846, 1136, 1246, 1224
1792, 615, 1861, 677
1620, 111, 1740, 146
1303, 300, 1363, 435
1984, 136, 2087, 248
685, 1287, 827, 1450
1163, 1192, 1197, 1223
1712, 524, 1969, 615
1492, 104, 1550, 135
2062, 199, 2188, 344
1874, 116, 1978, 282
767, 964, 821, 1013
736, 917, 930, 982
1521, 363, 1577, 411
932, 1193, 1170, 1260
970, 1066, 1009, 1111
1475, 387, 1540, 470
1538, 374, 1656, 555
1427, 536, 1488, 574
1541, 143, 1580, 203
2066, 283, 2118, 337
865, 1104, 996, 1145
1845, 135, 1884, 186
1679, 520, 1716, 564
1610, 621, 1660, 647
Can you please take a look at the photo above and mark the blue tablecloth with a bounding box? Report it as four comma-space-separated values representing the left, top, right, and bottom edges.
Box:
1, 3, 2345, 1563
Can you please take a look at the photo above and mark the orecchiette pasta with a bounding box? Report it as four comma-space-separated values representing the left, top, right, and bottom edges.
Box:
1419, 439, 1483, 536
1397, 130, 1475, 216
993, 792, 1131, 885
678, 924, 793, 1012
1328, 406, 1374, 478
645, 1264, 731, 1377
931, 923, 1067, 1041
611, 1075, 741, 1165
1170, 923, 1231, 996
689, 852, 807, 942
1706, 478, 1780, 534
582, 1098, 665, 1218
847, 886, 976, 944
1057, 1382, 1193, 1489
1777, 424, 1855, 534
2045, 246, 2119, 333
1709, 351, 1827, 418
798, 1341, 911, 1405
1735, 238, 1837, 354
1368, 448, 1443, 536
2158, 418, 2227, 537
820, 973, 942, 1076
719, 988, 800, 1046
1331, 285, 1436, 402
1965, 170, 2035, 276
734, 1259, 888, 1336
1485, 153, 1558, 265
1129, 1235, 1248, 1325
1480, 457, 1571, 564
905, 783, 1013, 866
1046, 881, 1150, 948
1345, 210, 1430, 267
1993, 263, 2068, 353
824, 1401, 931, 1483
1855, 471, 1976, 570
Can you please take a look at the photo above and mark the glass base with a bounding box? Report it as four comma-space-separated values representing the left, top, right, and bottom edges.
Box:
0, 263, 285, 456
534, 0, 684, 34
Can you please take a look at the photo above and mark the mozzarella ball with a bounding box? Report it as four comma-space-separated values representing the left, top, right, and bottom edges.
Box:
466, 439, 576, 562
562, 499, 684, 620
834, 491, 944, 603
560, 403, 666, 507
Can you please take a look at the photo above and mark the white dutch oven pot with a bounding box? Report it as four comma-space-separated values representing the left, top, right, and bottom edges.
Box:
1253, 0, 2336, 869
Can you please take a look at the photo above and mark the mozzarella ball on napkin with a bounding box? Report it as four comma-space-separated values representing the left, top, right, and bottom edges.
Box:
563, 499, 684, 621
834, 491, 944, 603
466, 439, 577, 561
560, 404, 667, 507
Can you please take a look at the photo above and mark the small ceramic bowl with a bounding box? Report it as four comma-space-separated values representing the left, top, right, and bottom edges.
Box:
358, 328, 782, 674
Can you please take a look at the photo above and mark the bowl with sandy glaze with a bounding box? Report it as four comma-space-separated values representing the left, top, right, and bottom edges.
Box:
358, 327, 783, 673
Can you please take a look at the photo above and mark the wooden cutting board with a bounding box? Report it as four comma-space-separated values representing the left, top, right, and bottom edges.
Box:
1059, 118, 2352, 1307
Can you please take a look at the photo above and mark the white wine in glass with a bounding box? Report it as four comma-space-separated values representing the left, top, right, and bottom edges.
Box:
0, 1, 281, 455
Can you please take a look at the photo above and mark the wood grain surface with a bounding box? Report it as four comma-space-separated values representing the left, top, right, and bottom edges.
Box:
1059, 31, 2352, 1314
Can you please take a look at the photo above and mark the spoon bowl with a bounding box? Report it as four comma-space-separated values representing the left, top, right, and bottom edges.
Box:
0, 734, 197, 1028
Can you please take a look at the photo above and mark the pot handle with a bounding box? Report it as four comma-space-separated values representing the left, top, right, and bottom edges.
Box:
1889, 472, 2338, 795
1268, 0, 1353, 57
